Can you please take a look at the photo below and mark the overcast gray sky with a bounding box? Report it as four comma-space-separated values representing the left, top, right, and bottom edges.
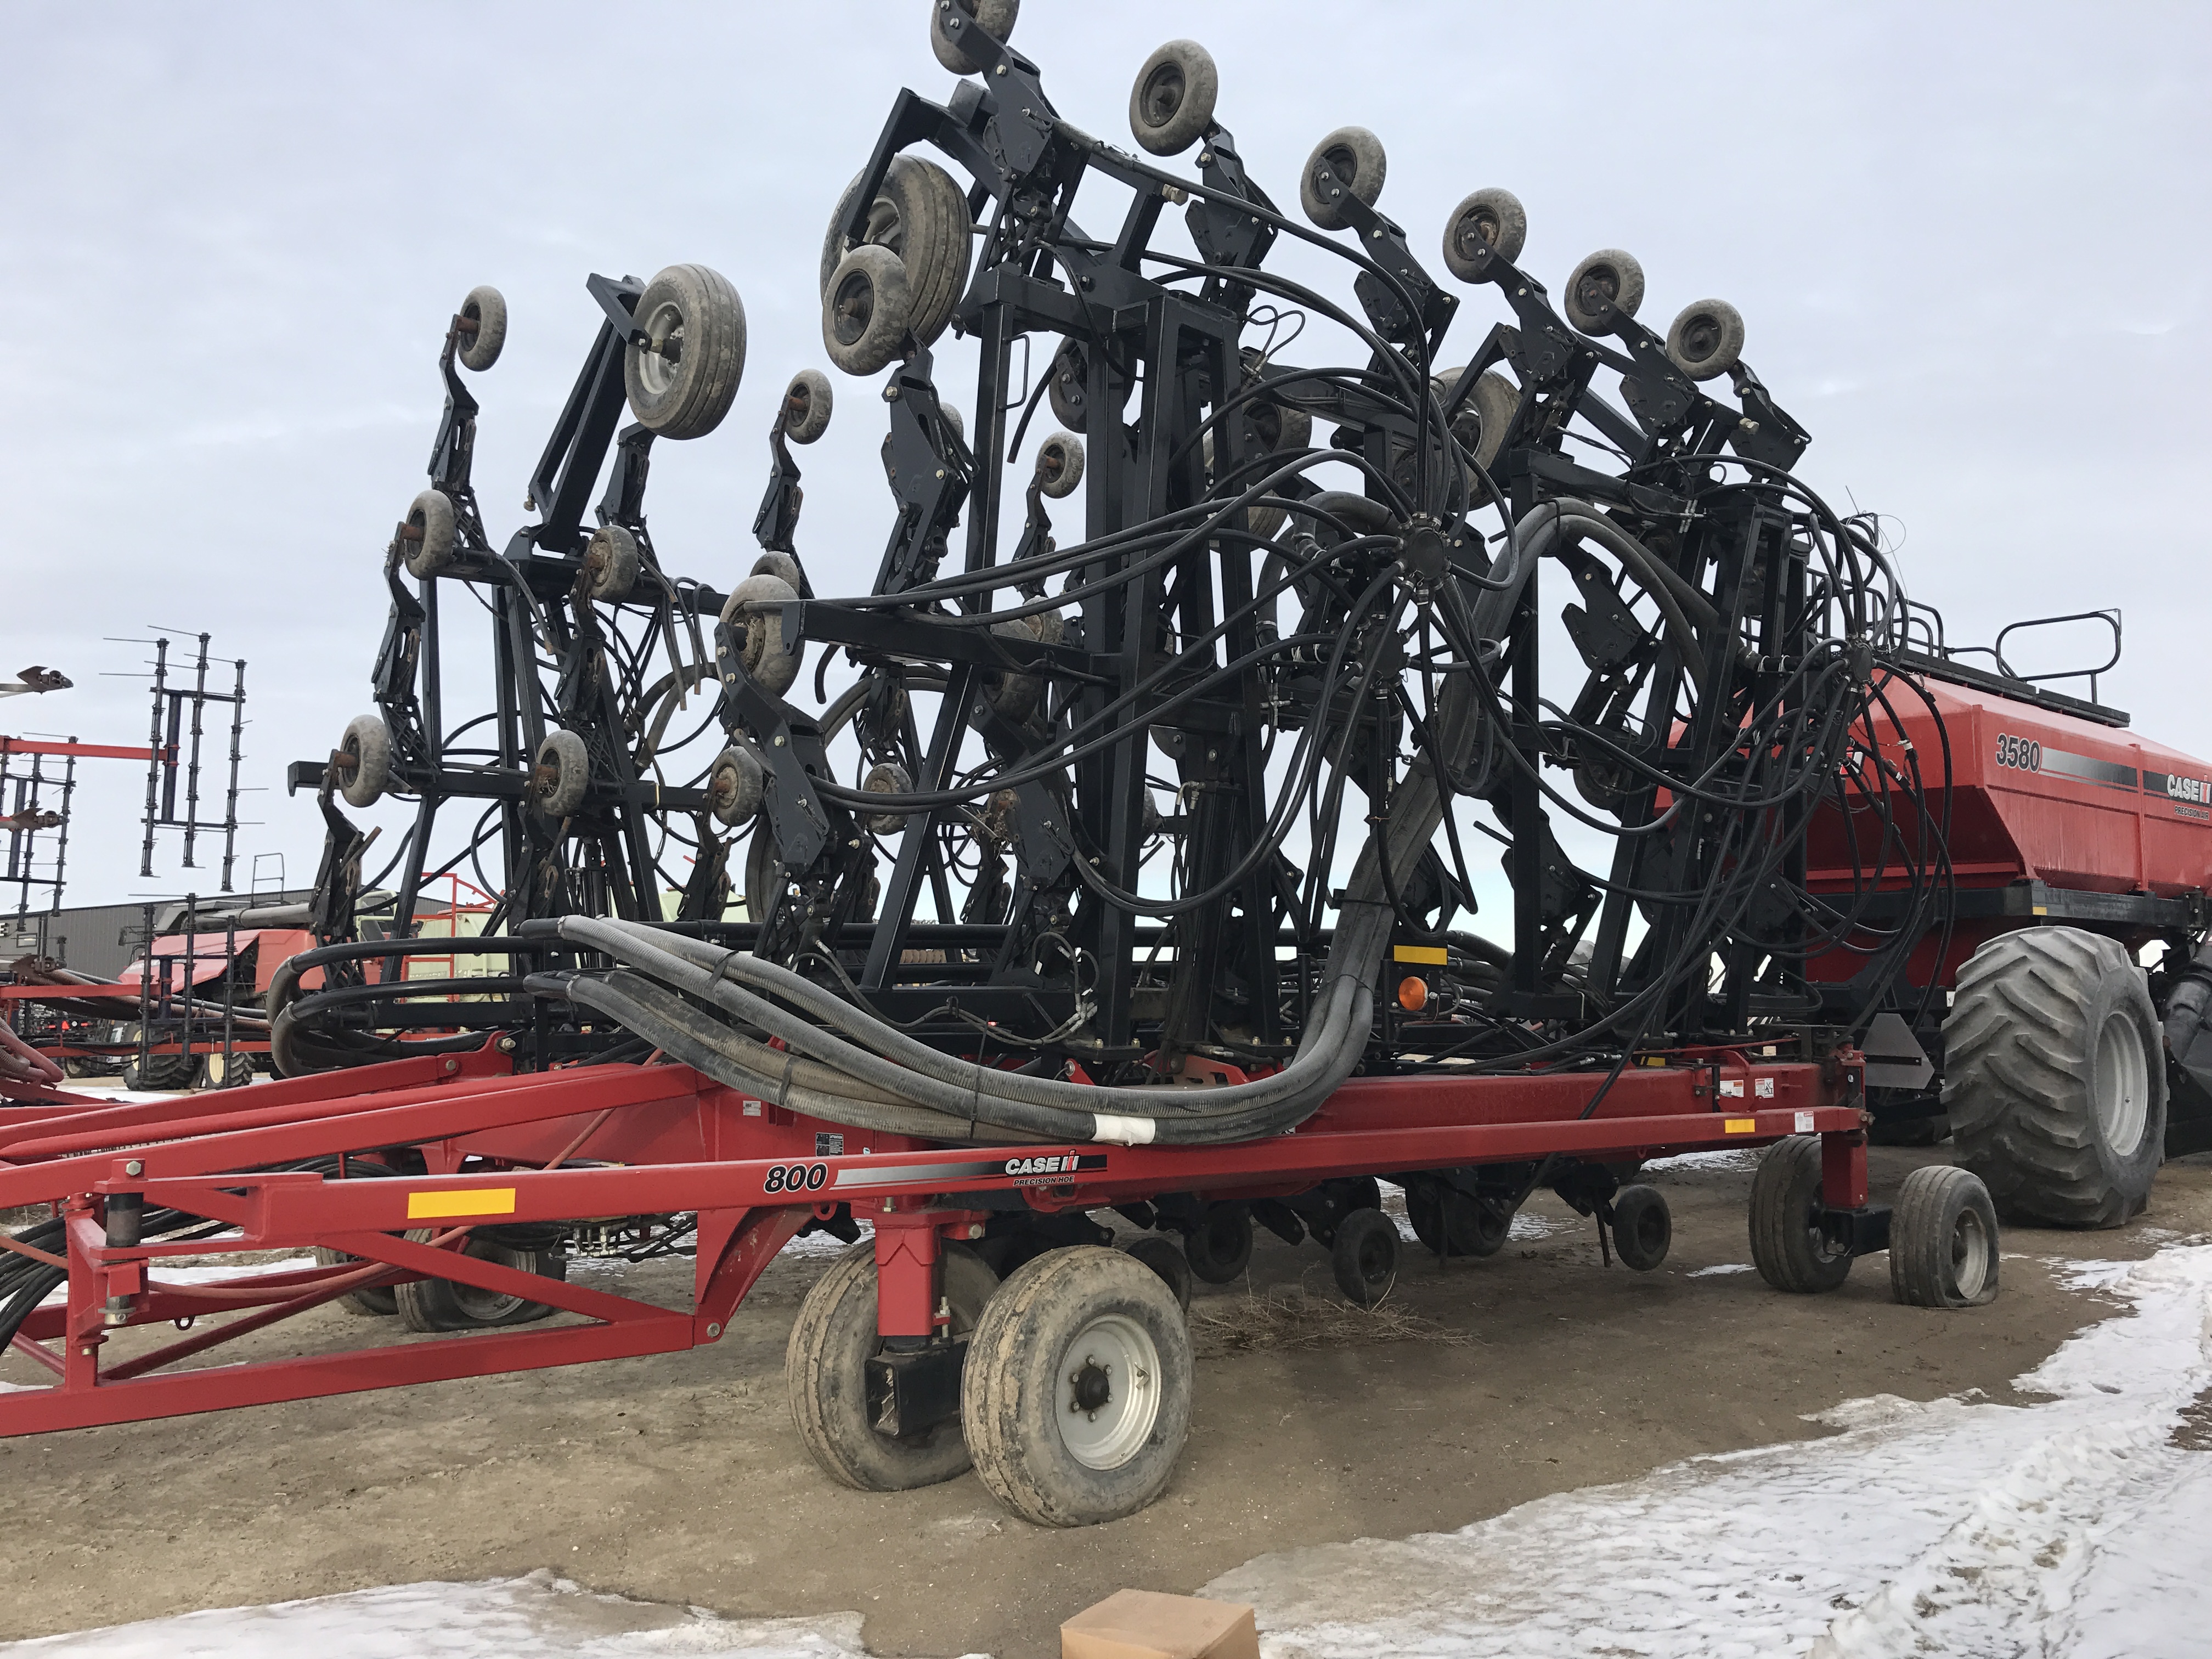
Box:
3, 1, 2207, 915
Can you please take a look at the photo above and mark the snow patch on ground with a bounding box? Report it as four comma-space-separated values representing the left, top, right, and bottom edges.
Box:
1687, 1262, 1756, 1277
1206, 1243, 2212, 1657
1379, 1188, 1570, 1246
0, 1569, 978, 1658
1641, 1147, 1760, 1175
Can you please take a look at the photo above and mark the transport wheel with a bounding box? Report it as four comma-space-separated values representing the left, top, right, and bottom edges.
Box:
1406, 1180, 1510, 1257
781, 368, 834, 444
1944, 926, 2165, 1228
1440, 187, 1527, 278
1748, 1136, 1853, 1293
720, 573, 804, 695
1666, 298, 1746, 382
396, 1234, 567, 1331
196, 1049, 255, 1090
63, 1056, 100, 1080
1330, 1208, 1400, 1307
1300, 125, 1386, 231
1128, 38, 1218, 157
1036, 431, 1085, 498
338, 714, 392, 809
787, 1239, 998, 1491
404, 487, 456, 578
1181, 1203, 1252, 1283
623, 263, 746, 439
820, 156, 970, 349
1889, 1165, 2000, 1308
457, 284, 506, 372
119, 1030, 194, 1092
1122, 1235, 1192, 1313
930, 0, 1018, 75
582, 523, 640, 603
706, 743, 764, 828
822, 244, 915, 377
962, 1245, 1192, 1527
1609, 1184, 1671, 1271
1564, 249, 1645, 334
531, 729, 590, 819
315, 1245, 398, 1317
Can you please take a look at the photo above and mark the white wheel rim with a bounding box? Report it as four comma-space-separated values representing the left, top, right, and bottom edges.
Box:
1056, 1312, 1161, 1471
636, 297, 685, 397
1950, 1204, 1991, 1297
2093, 1009, 2148, 1156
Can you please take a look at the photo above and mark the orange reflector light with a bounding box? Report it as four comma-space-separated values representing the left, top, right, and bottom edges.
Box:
1398, 977, 1429, 1013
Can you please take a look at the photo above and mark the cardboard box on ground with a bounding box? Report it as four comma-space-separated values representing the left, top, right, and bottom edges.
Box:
1061, 1590, 1260, 1659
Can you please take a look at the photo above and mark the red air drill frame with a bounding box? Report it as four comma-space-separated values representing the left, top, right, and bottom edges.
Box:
0, 1040, 1866, 1434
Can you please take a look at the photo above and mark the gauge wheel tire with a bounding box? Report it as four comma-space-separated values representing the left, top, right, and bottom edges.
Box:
394, 1235, 567, 1330
1666, 297, 1746, 382
962, 1245, 1193, 1527
1748, 1136, 1854, 1293
1441, 187, 1527, 277
1405, 1178, 1510, 1258
786, 1239, 998, 1491
1609, 1183, 1671, 1271
1181, 1202, 1252, 1283
337, 713, 393, 809
531, 729, 591, 819
1944, 926, 2165, 1228
1889, 1164, 2001, 1308
623, 263, 747, 439
404, 487, 457, 579
582, 523, 640, 603
457, 284, 507, 371
1128, 38, 1218, 157
930, 0, 1018, 75
1564, 248, 1646, 334
1300, 125, 1386, 231
1330, 1208, 1400, 1307
781, 368, 834, 443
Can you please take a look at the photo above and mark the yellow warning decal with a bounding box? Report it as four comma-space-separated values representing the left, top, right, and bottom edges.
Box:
1392, 944, 1448, 964
406, 1187, 517, 1220
1723, 1118, 1758, 1134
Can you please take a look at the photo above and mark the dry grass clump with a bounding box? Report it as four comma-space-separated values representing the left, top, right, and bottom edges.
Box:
1187, 1284, 1477, 1358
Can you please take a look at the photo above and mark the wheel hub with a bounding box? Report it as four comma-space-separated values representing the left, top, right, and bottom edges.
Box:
1069, 1356, 1113, 1416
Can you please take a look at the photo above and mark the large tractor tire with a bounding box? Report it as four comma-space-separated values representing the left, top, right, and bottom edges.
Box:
1943, 926, 2165, 1228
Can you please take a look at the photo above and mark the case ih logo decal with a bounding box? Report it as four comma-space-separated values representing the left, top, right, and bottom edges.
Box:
830, 1150, 1108, 1190
1999, 734, 2208, 814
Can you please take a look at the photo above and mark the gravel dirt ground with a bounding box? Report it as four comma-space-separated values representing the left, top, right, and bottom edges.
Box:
4, 1141, 2204, 1657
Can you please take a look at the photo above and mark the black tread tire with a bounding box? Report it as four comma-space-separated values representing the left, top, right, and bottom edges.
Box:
1122, 1235, 1193, 1313
532, 729, 590, 819
315, 1244, 399, 1317
1128, 38, 1218, 157
339, 713, 392, 808
395, 1234, 566, 1331
1666, 298, 1746, 382
121, 1042, 195, 1092
1748, 1136, 1853, 1293
1944, 926, 2164, 1228
961, 1245, 1192, 1527
930, 0, 1018, 75
1300, 125, 1386, 231
623, 263, 746, 440
1441, 187, 1527, 277
1564, 248, 1646, 333
196, 1049, 255, 1090
1181, 1203, 1252, 1283
1406, 1179, 1510, 1258
1610, 1184, 1671, 1271
1889, 1165, 2000, 1308
458, 285, 506, 372
786, 1239, 997, 1491
405, 487, 457, 579
1330, 1209, 1399, 1307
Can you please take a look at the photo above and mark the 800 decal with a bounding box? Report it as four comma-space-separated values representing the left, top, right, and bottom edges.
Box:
1995, 733, 2042, 773
763, 1161, 828, 1194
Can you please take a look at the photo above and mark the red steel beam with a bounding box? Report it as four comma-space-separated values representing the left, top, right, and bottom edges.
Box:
0, 738, 168, 763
